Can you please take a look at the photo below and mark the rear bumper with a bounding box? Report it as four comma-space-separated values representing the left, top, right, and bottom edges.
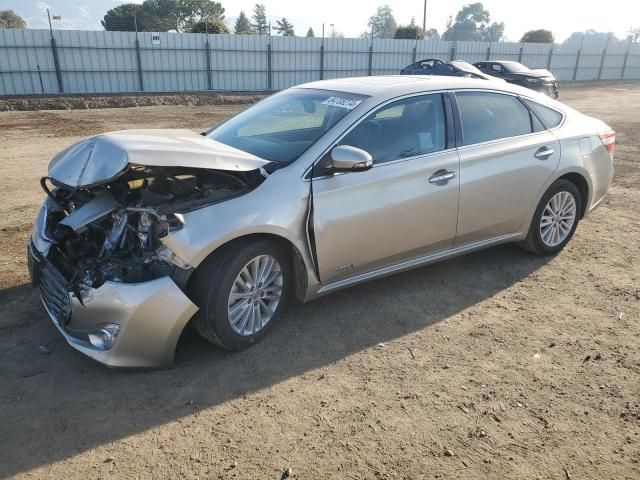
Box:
28, 240, 198, 368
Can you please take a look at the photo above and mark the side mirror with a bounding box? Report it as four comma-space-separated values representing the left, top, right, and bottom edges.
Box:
330, 145, 373, 172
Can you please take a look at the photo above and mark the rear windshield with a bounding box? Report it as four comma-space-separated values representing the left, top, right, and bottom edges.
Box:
208, 89, 368, 164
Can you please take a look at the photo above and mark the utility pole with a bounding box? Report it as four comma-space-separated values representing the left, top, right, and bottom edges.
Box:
47, 8, 53, 34
422, 0, 427, 33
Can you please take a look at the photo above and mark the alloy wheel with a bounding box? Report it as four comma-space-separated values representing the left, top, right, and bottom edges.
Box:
539, 191, 577, 247
227, 255, 283, 336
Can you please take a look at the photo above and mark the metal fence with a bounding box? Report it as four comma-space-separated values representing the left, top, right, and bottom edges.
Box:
1, 29, 639, 96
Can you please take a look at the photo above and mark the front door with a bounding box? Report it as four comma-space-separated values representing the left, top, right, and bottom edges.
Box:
311, 93, 460, 284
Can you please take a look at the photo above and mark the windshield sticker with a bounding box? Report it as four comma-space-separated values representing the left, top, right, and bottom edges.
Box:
322, 97, 362, 110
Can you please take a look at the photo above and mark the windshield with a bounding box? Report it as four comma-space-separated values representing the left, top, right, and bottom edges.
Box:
207, 88, 368, 164
450, 60, 486, 76
501, 61, 531, 73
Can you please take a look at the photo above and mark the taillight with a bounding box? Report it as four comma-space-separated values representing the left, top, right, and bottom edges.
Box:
599, 130, 616, 155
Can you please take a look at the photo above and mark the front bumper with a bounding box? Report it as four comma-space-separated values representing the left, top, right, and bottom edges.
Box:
28, 237, 198, 369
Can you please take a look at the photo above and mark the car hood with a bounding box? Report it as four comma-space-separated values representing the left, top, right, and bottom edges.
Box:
48, 129, 272, 187
521, 69, 555, 79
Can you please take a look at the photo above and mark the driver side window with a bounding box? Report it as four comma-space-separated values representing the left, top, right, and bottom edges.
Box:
338, 94, 446, 165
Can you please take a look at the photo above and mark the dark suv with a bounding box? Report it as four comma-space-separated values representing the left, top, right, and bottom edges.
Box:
473, 61, 559, 98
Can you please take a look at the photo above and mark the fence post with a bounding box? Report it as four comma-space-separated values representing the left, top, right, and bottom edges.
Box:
573, 47, 582, 80
267, 43, 272, 90
37, 64, 45, 94
486, 43, 491, 60
518, 44, 523, 62
621, 39, 632, 79
205, 37, 212, 90
135, 37, 144, 91
450, 42, 456, 61
50, 36, 63, 93
547, 45, 554, 70
319, 44, 324, 80
597, 36, 610, 80
368, 44, 373, 76
412, 45, 417, 63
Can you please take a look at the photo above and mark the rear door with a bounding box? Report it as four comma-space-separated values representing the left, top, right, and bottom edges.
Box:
311, 93, 460, 284
453, 90, 561, 245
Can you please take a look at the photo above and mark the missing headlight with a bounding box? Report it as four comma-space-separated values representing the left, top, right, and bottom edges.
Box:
41, 165, 260, 289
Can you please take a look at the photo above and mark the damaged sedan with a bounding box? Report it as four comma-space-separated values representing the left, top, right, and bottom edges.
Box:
29, 77, 614, 368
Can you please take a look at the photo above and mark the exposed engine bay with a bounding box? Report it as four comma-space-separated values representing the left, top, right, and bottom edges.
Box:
41, 165, 264, 291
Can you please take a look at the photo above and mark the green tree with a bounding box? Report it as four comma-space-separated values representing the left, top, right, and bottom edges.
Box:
520, 29, 554, 43
425, 28, 440, 39
102, 0, 224, 32
368, 5, 397, 39
251, 4, 269, 35
143, 0, 181, 31
306, 27, 314, 37
275, 17, 294, 36
627, 27, 640, 42
102, 3, 145, 31
0, 9, 27, 29
482, 21, 504, 42
176, 0, 225, 32
394, 18, 424, 39
442, 3, 503, 41
234, 11, 253, 34
190, 18, 229, 33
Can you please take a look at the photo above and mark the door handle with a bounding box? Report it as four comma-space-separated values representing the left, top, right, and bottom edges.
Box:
428, 170, 456, 184
534, 147, 555, 160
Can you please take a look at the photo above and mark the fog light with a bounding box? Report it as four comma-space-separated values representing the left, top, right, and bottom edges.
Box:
88, 323, 121, 350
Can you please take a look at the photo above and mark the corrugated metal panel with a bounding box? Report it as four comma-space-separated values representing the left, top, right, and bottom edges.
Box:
56, 30, 139, 93
521, 43, 553, 69
624, 42, 640, 80
2, 30, 640, 96
324, 37, 369, 79
455, 41, 486, 64
371, 39, 415, 75
0, 29, 56, 95
211, 34, 269, 90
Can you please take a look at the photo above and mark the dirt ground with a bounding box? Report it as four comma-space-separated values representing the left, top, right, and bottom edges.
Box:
0, 84, 638, 480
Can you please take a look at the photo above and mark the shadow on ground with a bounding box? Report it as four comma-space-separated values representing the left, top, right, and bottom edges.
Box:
0, 244, 549, 478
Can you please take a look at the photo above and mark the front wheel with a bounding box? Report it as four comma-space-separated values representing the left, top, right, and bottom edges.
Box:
520, 179, 582, 256
190, 239, 292, 350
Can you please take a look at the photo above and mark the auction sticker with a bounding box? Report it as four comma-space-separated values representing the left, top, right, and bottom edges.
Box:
322, 97, 362, 110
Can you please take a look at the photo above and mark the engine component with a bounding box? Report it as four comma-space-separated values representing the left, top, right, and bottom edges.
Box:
41, 165, 261, 289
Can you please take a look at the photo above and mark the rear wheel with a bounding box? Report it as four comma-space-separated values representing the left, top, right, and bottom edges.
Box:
520, 179, 581, 256
190, 239, 292, 350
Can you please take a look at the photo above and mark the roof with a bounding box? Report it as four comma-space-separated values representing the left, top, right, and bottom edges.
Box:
295, 75, 527, 98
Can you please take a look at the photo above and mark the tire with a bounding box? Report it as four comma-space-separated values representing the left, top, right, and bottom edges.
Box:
520, 179, 582, 256
190, 239, 292, 350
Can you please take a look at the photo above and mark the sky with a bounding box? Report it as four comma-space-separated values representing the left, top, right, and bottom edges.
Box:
1, 0, 639, 42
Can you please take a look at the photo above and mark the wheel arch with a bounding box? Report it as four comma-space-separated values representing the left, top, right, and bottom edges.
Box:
187, 232, 310, 304
557, 172, 590, 218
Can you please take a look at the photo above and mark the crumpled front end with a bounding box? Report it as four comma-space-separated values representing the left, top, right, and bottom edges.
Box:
29, 239, 197, 368
28, 129, 272, 367
28, 203, 199, 368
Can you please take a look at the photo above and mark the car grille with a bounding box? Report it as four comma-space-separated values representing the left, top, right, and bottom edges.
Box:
29, 243, 72, 327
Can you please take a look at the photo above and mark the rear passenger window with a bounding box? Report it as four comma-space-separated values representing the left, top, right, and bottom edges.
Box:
524, 99, 563, 128
456, 92, 533, 145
